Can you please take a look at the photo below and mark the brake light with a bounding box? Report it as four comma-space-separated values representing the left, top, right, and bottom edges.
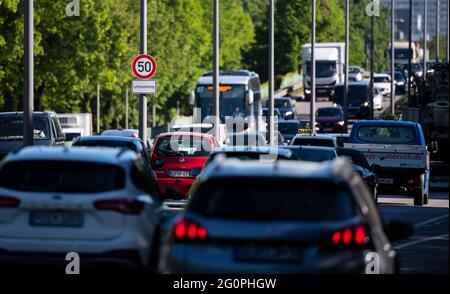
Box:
331, 225, 369, 246
407, 178, 420, 185
173, 219, 208, 241
94, 198, 144, 215
0, 195, 21, 208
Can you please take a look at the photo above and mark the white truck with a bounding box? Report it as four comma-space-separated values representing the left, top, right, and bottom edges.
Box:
301, 42, 345, 100
57, 113, 93, 141
346, 120, 434, 206
389, 41, 420, 69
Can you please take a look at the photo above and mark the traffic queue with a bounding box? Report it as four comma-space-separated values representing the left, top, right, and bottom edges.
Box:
0, 108, 433, 273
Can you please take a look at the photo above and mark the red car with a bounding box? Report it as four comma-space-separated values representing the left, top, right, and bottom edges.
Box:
150, 132, 218, 199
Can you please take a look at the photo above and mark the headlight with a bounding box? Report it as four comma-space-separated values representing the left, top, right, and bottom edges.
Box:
337, 121, 345, 126
305, 88, 311, 94
363, 101, 369, 107
285, 111, 293, 116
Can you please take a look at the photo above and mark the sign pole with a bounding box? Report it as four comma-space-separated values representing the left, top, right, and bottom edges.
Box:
436, 0, 439, 62
23, 0, 34, 146
343, 0, 349, 133
269, 0, 275, 145
125, 84, 129, 129
391, 0, 396, 115
139, 0, 148, 143
213, 0, 220, 140
408, 0, 412, 105
310, 0, 316, 132
423, 0, 427, 80
96, 84, 100, 134
370, 14, 375, 119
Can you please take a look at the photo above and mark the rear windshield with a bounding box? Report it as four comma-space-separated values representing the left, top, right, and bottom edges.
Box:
356, 125, 417, 144
73, 140, 139, 152
156, 135, 212, 157
189, 179, 356, 221
292, 138, 335, 147
278, 122, 300, 135
291, 149, 336, 162
0, 161, 125, 193
316, 108, 342, 118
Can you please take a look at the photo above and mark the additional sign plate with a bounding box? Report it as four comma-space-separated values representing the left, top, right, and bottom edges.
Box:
132, 80, 157, 94
131, 54, 157, 80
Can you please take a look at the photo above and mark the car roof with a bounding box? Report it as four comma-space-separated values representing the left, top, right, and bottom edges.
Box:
212, 146, 293, 157
200, 157, 349, 183
157, 132, 215, 139
74, 136, 141, 144
0, 111, 57, 118
353, 120, 418, 127
278, 120, 301, 124
4, 146, 137, 164
281, 145, 336, 152
292, 134, 336, 140
335, 82, 369, 87
374, 73, 390, 78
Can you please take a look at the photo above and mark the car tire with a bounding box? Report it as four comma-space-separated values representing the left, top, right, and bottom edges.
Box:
146, 228, 161, 273
413, 175, 425, 206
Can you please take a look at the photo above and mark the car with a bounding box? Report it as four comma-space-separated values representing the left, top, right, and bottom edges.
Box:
159, 158, 412, 274
207, 146, 295, 165
290, 134, 337, 148
373, 74, 392, 97
348, 66, 365, 82
347, 120, 432, 206
0, 112, 66, 162
274, 97, 296, 119
277, 120, 302, 144
171, 123, 229, 146
327, 133, 350, 147
385, 71, 407, 94
262, 108, 282, 121
150, 132, 218, 199
280, 146, 337, 162
337, 147, 379, 203
72, 136, 152, 168
332, 83, 370, 119
373, 87, 383, 111
101, 129, 139, 138
315, 106, 344, 133
0, 146, 162, 271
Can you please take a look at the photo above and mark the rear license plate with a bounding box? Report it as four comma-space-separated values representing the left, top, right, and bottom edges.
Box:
378, 178, 394, 184
234, 245, 304, 263
318, 89, 327, 93
29, 211, 84, 227
323, 128, 334, 132
168, 170, 192, 178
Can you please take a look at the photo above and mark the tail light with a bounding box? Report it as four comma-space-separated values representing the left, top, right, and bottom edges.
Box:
0, 195, 21, 208
94, 198, 144, 215
331, 224, 370, 246
173, 219, 208, 242
407, 178, 420, 185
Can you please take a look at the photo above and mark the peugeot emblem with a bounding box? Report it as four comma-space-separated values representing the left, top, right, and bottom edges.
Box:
179, 158, 185, 163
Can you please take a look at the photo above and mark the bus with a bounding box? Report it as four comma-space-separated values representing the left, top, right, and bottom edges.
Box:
190, 70, 265, 133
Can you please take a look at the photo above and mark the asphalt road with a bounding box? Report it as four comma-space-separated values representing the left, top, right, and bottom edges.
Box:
378, 191, 449, 274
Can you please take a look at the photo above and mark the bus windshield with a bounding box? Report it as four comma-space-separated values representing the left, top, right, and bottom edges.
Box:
196, 84, 247, 120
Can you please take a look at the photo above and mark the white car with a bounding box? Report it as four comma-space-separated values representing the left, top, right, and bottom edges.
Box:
373, 74, 391, 96
0, 146, 163, 271
373, 87, 383, 111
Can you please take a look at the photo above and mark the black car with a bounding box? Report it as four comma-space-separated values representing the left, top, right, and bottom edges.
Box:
277, 120, 301, 144
262, 108, 282, 121
72, 136, 152, 168
385, 71, 407, 94
281, 145, 337, 162
332, 83, 370, 119
274, 97, 296, 119
0, 112, 65, 162
337, 147, 379, 203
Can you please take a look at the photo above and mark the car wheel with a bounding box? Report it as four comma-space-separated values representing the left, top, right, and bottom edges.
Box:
146, 228, 162, 273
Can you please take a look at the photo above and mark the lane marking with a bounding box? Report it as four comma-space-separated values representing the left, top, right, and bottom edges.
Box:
413, 214, 449, 229
394, 234, 449, 250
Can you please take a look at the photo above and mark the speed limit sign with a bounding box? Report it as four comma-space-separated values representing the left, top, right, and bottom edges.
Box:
131, 54, 157, 80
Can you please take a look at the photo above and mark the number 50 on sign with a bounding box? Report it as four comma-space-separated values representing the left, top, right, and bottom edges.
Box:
131, 54, 157, 80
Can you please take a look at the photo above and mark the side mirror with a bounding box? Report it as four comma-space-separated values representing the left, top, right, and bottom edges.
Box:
385, 219, 413, 241
189, 90, 196, 106
429, 141, 438, 153
247, 89, 254, 105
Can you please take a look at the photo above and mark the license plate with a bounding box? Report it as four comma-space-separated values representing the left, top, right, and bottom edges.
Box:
29, 211, 84, 227
378, 178, 394, 184
318, 89, 327, 93
234, 245, 304, 262
323, 128, 334, 132
168, 170, 192, 178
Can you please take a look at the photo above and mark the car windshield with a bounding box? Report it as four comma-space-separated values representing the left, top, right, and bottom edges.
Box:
189, 179, 356, 221
316, 108, 342, 117
292, 138, 335, 147
0, 161, 125, 193
0, 117, 50, 140
278, 122, 300, 135
306, 61, 337, 78
156, 135, 212, 157
356, 125, 417, 144
173, 127, 213, 134
196, 84, 246, 119
274, 99, 291, 108
374, 77, 390, 83
349, 67, 361, 73
262, 109, 280, 118
209, 151, 289, 162
333, 85, 369, 103
290, 149, 336, 162
72, 140, 139, 152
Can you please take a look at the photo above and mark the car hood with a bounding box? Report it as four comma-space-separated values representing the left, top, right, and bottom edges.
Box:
316, 116, 342, 123
277, 107, 294, 113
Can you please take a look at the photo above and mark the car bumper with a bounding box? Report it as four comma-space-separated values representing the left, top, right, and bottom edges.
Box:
160, 244, 369, 274
347, 106, 370, 119
158, 178, 195, 199
317, 124, 344, 133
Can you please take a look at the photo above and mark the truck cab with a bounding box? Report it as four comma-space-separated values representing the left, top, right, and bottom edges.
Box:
346, 120, 430, 206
